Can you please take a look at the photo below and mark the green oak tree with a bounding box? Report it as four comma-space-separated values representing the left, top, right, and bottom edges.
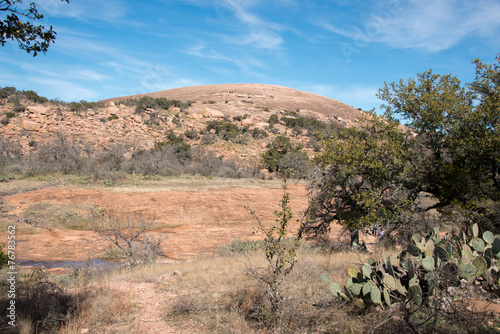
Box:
378, 56, 499, 231
260, 135, 304, 173
307, 56, 500, 244
306, 114, 417, 245
1, 0, 69, 56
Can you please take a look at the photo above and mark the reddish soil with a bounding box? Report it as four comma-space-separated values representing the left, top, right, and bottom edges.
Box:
1, 182, 377, 266
1, 183, 291, 262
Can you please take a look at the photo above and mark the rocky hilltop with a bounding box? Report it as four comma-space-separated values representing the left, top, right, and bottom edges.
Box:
1, 84, 365, 164
102, 83, 363, 125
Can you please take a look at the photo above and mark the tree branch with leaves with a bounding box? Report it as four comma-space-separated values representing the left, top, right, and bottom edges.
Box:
0, 0, 69, 56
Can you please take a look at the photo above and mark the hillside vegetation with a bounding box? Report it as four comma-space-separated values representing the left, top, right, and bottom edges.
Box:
0, 84, 360, 182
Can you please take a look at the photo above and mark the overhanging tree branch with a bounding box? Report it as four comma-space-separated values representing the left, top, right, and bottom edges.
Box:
0, 0, 69, 56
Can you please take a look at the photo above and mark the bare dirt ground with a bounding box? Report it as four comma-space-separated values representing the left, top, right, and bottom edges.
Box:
0, 179, 376, 266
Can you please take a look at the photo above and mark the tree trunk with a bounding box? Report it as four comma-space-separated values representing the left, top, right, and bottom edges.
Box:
350, 229, 359, 246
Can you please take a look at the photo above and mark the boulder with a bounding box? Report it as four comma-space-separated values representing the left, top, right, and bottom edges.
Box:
21, 120, 42, 131
242, 118, 253, 126
189, 112, 203, 119
26, 105, 49, 115
255, 122, 269, 129
202, 108, 224, 118
107, 106, 119, 115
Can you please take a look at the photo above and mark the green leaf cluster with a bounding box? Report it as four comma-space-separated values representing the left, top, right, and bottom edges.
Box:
307, 114, 416, 241
260, 135, 304, 173
0, 0, 69, 56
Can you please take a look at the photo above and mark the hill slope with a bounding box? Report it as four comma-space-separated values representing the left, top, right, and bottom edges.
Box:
1, 84, 366, 166
102, 83, 364, 125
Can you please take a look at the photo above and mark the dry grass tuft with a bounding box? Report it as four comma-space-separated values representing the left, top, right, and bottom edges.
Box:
60, 285, 134, 334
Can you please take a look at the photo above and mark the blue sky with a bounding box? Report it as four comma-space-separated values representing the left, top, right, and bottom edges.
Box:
1, 0, 499, 111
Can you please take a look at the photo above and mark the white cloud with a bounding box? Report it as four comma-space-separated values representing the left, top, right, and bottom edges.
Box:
216, 0, 284, 50
321, 0, 500, 52
28, 77, 100, 101
185, 43, 267, 73
185, 45, 234, 62
376, 0, 500, 51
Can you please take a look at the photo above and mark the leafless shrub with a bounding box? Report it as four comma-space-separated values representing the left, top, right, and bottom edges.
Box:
0, 137, 22, 174
128, 147, 184, 176
89, 207, 166, 267
0, 268, 80, 333
28, 133, 83, 175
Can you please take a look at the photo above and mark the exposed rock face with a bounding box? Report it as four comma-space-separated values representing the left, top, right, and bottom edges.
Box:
102, 83, 364, 126
21, 120, 42, 131
26, 105, 49, 115
107, 106, 119, 115
1, 83, 367, 161
201, 108, 224, 118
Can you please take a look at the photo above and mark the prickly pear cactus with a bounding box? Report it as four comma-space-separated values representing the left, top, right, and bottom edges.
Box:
323, 223, 500, 310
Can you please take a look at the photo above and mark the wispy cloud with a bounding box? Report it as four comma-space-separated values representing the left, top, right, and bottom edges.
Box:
185, 44, 266, 70
185, 45, 234, 62
19, 63, 105, 82
29, 77, 100, 101
215, 0, 284, 51
376, 0, 500, 51
320, 0, 500, 52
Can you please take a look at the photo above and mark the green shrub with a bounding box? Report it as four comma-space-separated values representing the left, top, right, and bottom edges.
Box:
0, 86, 17, 99
268, 114, 279, 127
247, 181, 305, 313
69, 100, 103, 113
107, 115, 119, 121
251, 128, 268, 139
24, 90, 48, 103
281, 116, 326, 135
13, 103, 25, 113
0, 174, 15, 182
184, 129, 198, 140
205, 120, 242, 142
260, 136, 303, 173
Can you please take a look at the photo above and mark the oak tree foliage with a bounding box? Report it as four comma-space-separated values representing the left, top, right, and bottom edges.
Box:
306, 114, 417, 244
307, 56, 500, 244
0, 0, 69, 56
